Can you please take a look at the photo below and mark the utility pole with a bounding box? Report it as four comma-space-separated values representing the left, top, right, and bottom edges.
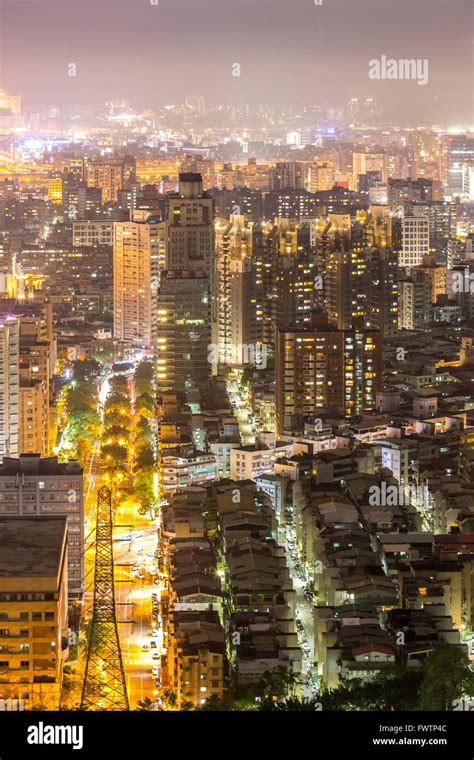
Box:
81, 485, 129, 710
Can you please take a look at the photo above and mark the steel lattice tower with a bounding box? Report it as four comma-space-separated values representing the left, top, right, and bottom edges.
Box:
81, 485, 129, 710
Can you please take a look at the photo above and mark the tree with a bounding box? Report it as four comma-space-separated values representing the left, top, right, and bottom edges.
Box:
135, 393, 155, 414
135, 447, 155, 472
198, 694, 229, 711
73, 358, 101, 382
103, 424, 130, 440
135, 361, 154, 396
101, 443, 128, 464
136, 697, 155, 711
260, 696, 322, 711
320, 666, 423, 711
255, 666, 300, 701
417, 644, 474, 711
108, 375, 129, 394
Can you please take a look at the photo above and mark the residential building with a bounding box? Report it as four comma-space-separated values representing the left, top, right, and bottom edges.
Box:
0, 517, 68, 710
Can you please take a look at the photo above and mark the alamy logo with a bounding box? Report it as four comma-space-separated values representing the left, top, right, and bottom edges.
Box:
208, 342, 268, 369
450, 269, 474, 294
0, 698, 24, 710
368, 482, 428, 506
27, 722, 83, 750
369, 56, 429, 86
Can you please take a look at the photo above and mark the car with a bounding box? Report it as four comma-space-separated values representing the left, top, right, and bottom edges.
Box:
152, 652, 160, 661
142, 643, 150, 652
152, 666, 160, 676
150, 640, 157, 648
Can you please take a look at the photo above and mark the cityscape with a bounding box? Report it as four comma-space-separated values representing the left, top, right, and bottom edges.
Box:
0, 0, 473, 745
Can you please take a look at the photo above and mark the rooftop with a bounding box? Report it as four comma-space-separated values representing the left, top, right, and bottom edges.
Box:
0, 455, 83, 477
0, 517, 67, 577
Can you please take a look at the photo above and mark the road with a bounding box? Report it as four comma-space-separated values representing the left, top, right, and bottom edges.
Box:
80, 365, 161, 710
227, 371, 318, 697
114, 524, 161, 708
227, 374, 255, 445
279, 521, 318, 698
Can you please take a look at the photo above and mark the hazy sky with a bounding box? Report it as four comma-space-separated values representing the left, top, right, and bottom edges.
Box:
0, 0, 472, 124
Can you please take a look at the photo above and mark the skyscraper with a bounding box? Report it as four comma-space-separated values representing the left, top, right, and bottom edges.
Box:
400, 215, 430, 268
156, 271, 210, 391
441, 134, 474, 195
113, 213, 160, 347
314, 208, 398, 338
0, 316, 19, 460
275, 313, 382, 434
398, 271, 433, 330
156, 174, 215, 387
165, 174, 214, 273
85, 156, 135, 204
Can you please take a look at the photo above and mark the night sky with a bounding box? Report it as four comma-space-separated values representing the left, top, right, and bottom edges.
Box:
0, 0, 472, 123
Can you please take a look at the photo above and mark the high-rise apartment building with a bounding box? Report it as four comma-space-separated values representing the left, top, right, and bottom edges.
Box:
0, 236, 11, 272
275, 313, 382, 434
398, 272, 433, 330
165, 174, 214, 273
403, 201, 456, 254
19, 381, 46, 456
0, 455, 84, 597
399, 215, 430, 268
387, 178, 443, 207
181, 156, 216, 192
156, 174, 215, 386
113, 213, 160, 347
215, 216, 269, 365
0, 316, 19, 460
72, 220, 114, 247
314, 208, 398, 338
441, 134, 474, 195
156, 271, 211, 391
85, 156, 135, 204
0, 299, 55, 457
0, 517, 68, 709
215, 216, 317, 367
268, 162, 306, 191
